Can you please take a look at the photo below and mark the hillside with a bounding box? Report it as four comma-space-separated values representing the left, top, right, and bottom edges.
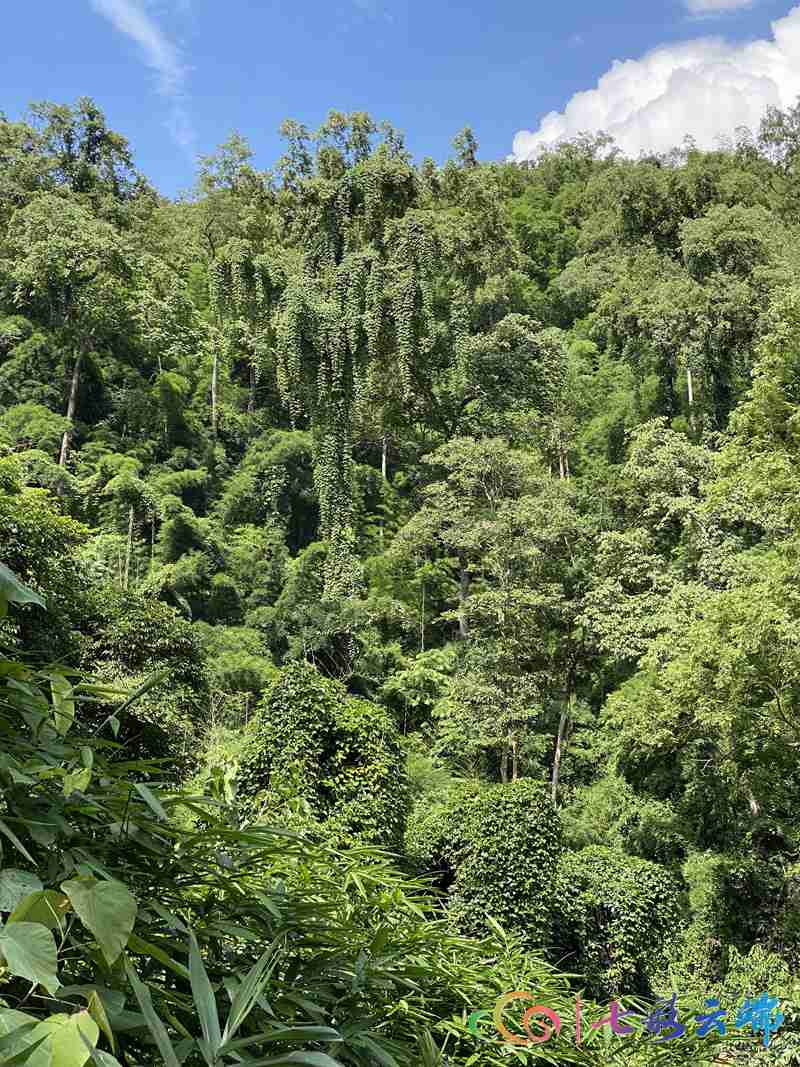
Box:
1, 99, 800, 1064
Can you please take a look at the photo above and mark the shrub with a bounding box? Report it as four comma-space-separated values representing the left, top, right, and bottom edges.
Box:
240, 661, 409, 848
0, 479, 94, 658
554, 845, 682, 998
83, 592, 210, 768
448, 778, 561, 948
325, 696, 409, 849
403, 775, 482, 881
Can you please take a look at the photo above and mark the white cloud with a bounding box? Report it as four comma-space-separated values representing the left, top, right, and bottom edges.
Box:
512, 4, 800, 161
89, 0, 195, 151
685, 0, 755, 14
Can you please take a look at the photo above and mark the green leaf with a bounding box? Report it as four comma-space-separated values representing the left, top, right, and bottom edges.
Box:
127, 933, 189, 980
63, 768, 92, 797
125, 962, 181, 1067
242, 1054, 344, 1067
0, 1011, 40, 1057
0, 1036, 51, 1066
0, 563, 45, 615
353, 1036, 400, 1067
188, 930, 221, 1064
0, 817, 35, 863
0, 868, 43, 911
87, 990, 115, 1054
220, 935, 284, 1046
133, 782, 168, 821
0, 921, 59, 994
9, 889, 70, 930
91, 1052, 124, 1067
223, 1027, 342, 1055
29, 1012, 99, 1067
49, 674, 76, 736
61, 877, 137, 966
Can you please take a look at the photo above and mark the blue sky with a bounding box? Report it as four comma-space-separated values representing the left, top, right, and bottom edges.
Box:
2, 1, 799, 196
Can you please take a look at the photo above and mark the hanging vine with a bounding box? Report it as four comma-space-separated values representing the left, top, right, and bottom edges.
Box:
209, 115, 524, 611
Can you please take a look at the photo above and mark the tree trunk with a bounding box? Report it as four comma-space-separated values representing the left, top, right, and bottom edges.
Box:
500, 747, 508, 785
687, 366, 696, 434
511, 735, 519, 781
551, 692, 575, 808
124, 505, 134, 591
420, 578, 426, 652
211, 349, 219, 437
458, 555, 470, 640
248, 362, 256, 415
58, 349, 83, 469
379, 432, 389, 548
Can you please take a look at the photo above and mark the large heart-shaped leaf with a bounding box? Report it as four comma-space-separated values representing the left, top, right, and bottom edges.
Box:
29, 1011, 100, 1067
61, 878, 136, 966
9, 890, 70, 931
0, 921, 59, 994
0, 869, 43, 911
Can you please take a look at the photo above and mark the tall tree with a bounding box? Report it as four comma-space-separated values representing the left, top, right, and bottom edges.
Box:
2, 194, 132, 470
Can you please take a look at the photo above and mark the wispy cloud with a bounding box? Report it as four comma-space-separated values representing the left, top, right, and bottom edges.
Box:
89, 0, 195, 152
684, 0, 755, 14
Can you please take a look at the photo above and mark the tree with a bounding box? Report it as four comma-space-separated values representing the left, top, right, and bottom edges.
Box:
29, 97, 142, 208
395, 438, 591, 790
2, 194, 132, 470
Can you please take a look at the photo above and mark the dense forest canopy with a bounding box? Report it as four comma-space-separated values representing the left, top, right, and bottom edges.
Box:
2, 95, 800, 1064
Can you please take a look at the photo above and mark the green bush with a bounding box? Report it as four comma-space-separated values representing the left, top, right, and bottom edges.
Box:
403, 775, 482, 881
554, 845, 683, 998
240, 661, 409, 848
83, 592, 210, 768
0, 477, 94, 658
448, 778, 561, 948
561, 773, 688, 865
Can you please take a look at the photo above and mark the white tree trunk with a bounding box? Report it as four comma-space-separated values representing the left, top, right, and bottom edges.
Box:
58, 350, 83, 468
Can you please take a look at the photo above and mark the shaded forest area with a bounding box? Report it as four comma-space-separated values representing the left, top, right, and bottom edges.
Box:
2, 98, 800, 1064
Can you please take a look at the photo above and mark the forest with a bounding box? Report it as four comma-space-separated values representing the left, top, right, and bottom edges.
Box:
1, 96, 800, 1065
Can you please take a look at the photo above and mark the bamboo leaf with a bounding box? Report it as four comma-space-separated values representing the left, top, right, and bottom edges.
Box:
221, 935, 285, 1046
125, 962, 181, 1067
188, 929, 222, 1064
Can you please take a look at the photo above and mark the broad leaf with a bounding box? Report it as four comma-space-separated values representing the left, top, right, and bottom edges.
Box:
90, 1052, 124, 1067
0, 563, 45, 617
49, 674, 75, 736
0, 1009, 40, 1058
87, 990, 115, 1054
28, 1012, 99, 1067
0, 868, 43, 911
9, 890, 70, 931
63, 768, 92, 797
0, 921, 59, 994
61, 877, 137, 966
